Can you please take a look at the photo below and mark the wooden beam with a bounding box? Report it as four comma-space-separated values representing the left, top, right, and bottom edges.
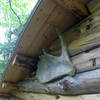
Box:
72, 47, 100, 73
12, 92, 100, 100
72, 47, 100, 65
55, 0, 89, 18
18, 68, 100, 95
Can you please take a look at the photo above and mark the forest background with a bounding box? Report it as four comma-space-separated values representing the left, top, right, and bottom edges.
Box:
0, 0, 38, 77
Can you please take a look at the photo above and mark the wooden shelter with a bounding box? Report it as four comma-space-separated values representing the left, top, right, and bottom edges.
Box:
1, 0, 100, 99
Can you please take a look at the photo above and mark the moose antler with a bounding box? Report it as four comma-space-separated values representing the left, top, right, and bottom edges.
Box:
36, 25, 75, 83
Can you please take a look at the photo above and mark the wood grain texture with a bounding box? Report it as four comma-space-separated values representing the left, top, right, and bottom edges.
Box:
88, 0, 100, 13
12, 92, 100, 100
55, 0, 88, 18
72, 47, 100, 64
17, 69, 100, 95
72, 47, 100, 73
16, 0, 77, 56
11, 96, 23, 100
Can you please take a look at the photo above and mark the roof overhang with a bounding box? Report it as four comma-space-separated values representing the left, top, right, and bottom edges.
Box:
0, 0, 90, 94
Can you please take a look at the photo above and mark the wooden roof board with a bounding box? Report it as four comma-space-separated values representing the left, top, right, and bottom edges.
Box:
78, 0, 90, 4
2, 0, 90, 83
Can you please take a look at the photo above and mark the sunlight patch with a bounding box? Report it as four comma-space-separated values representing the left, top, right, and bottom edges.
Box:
0, 26, 6, 43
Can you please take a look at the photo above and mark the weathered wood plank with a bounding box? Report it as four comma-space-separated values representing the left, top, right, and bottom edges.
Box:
16, 0, 56, 54
49, 10, 100, 56
12, 92, 100, 100
88, 0, 100, 13
11, 96, 23, 100
49, 46, 100, 73
71, 47, 100, 72
55, 0, 88, 18
72, 47, 100, 65
18, 68, 100, 95
27, 5, 77, 56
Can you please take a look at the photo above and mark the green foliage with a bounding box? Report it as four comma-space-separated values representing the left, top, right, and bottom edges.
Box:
0, 0, 38, 75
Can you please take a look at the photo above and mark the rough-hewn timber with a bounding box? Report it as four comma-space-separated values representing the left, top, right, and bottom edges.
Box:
88, 0, 100, 13
11, 92, 100, 100
72, 47, 100, 73
17, 68, 100, 95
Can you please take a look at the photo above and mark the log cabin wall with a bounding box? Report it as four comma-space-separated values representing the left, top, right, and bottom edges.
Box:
9, 0, 100, 99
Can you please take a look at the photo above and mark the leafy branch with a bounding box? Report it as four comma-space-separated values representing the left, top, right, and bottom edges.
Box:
9, 0, 22, 26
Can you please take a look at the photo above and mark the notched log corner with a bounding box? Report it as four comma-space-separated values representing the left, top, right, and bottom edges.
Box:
12, 54, 38, 72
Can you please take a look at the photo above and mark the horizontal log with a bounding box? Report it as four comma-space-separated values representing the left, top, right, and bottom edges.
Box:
88, 0, 100, 13
1, 82, 16, 90
55, 0, 88, 18
11, 96, 23, 100
12, 92, 100, 100
72, 47, 100, 64
16, 47, 100, 81
49, 10, 100, 56
18, 69, 100, 95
